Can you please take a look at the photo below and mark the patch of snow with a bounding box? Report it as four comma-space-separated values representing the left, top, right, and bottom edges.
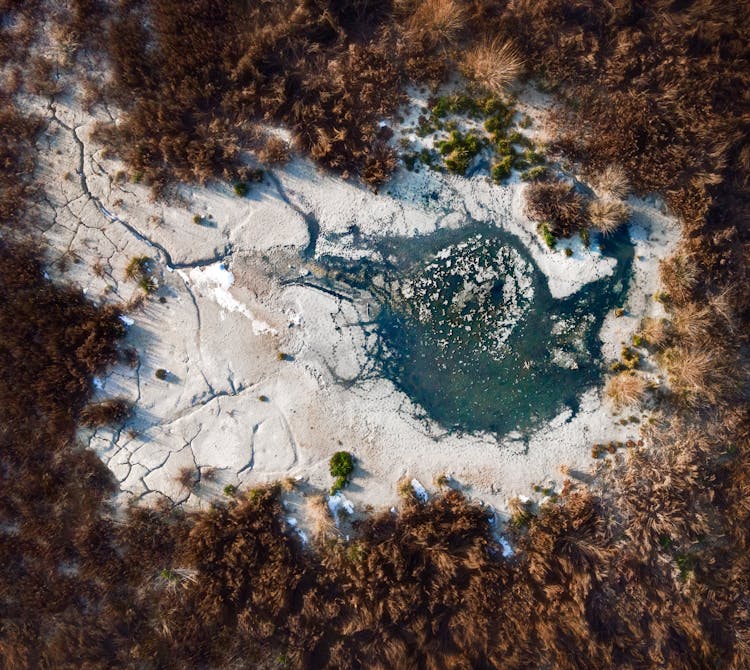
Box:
185, 262, 277, 335
119, 315, 134, 326
411, 478, 428, 503
92, 377, 104, 389
327, 492, 355, 524
499, 535, 514, 557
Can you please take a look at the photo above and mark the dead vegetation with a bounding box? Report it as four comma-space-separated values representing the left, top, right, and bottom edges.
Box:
605, 372, 648, 410
524, 178, 588, 237
588, 197, 630, 235
461, 38, 523, 95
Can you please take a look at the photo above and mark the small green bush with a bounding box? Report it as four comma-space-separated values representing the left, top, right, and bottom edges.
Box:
138, 275, 156, 293
330, 475, 348, 495
510, 507, 534, 528
329, 451, 354, 478
223, 484, 237, 496
538, 223, 556, 249
125, 255, 150, 280
520, 166, 547, 182
233, 181, 249, 197
436, 130, 483, 175
155, 368, 168, 380
564, 247, 573, 257
580, 227, 590, 248
491, 155, 514, 183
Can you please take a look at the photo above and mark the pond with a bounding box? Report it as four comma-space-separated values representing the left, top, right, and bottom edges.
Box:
318, 222, 633, 437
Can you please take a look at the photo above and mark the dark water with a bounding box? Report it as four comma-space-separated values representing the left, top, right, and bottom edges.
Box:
318, 222, 633, 437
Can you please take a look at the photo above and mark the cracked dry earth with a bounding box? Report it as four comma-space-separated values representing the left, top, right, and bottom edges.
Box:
30, 89, 679, 516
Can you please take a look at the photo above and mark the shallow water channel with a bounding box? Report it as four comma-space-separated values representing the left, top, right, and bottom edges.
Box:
318, 222, 633, 437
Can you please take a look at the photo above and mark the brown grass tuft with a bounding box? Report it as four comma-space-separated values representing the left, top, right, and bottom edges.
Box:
640, 316, 669, 348
663, 345, 741, 406
406, 0, 467, 50
79, 398, 132, 427
461, 38, 523, 95
304, 495, 337, 541
588, 198, 630, 235
525, 179, 587, 237
660, 253, 699, 304
176, 466, 199, 491
593, 165, 630, 199
258, 135, 290, 165
605, 372, 648, 409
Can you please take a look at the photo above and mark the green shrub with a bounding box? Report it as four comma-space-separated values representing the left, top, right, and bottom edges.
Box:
155, 368, 168, 380
580, 227, 590, 248
436, 131, 483, 175
491, 155, 513, 183
520, 166, 547, 182
137, 275, 156, 293
564, 247, 573, 257
233, 181, 249, 197
330, 475, 348, 495
125, 255, 150, 280
538, 223, 557, 249
329, 451, 354, 478
223, 484, 237, 496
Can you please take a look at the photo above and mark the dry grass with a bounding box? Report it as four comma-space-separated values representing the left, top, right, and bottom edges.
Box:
640, 316, 669, 348
588, 197, 630, 235
609, 438, 711, 554
660, 253, 699, 304
605, 372, 648, 409
593, 165, 630, 199
406, 0, 467, 50
461, 38, 523, 95
176, 467, 199, 491
524, 179, 588, 237
79, 398, 131, 427
672, 302, 715, 340
663, 345, 741, 406
304, 495, 337, 541
258, 135, 290, 165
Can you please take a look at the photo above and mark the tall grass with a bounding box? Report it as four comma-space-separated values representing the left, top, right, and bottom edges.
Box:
461, 38, 523, 95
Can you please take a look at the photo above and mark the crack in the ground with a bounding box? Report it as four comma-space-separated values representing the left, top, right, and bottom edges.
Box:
47, 100, 234, 272
266, 170, 320, 259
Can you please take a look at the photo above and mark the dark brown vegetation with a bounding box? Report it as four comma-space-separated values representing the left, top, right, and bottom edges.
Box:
524, 177, 588, 237
2, 0, 750, 668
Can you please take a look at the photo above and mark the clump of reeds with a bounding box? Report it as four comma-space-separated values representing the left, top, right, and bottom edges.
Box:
406, 0, 467, 50
79, 398, 132, 427
605, 372, 647, 409
304, 495, 337, 541
258, 135, 290, 165
640, 316, 669, 349
461, 38, 523, 95
588, 197, 630, 235
663, 345, 741, 407
660, 253, 699, 304
525, 179, 588, 238
593, 165, 630, 199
